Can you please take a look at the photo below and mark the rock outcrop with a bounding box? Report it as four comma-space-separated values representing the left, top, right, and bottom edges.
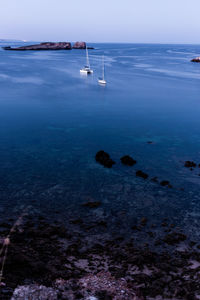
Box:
11, 285, 58, 300
184, 161, 196, 168
73, 42, 94, 49
3, 41, 95, 51
73, 41, 86, 49
95, 151, 115, 168
120, 155, 137, 166
136, 170, 149, 179
3, 42, 72, 51
191, 57, 200, 62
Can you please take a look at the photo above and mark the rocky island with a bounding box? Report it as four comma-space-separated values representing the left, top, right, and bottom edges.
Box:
191, 56, 200, 62
73, 41, 86, 49
3, 41, 94, 51
72, 41, 94, 49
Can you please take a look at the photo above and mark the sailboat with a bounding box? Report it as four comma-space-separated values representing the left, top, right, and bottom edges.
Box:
80, 47, 93, 74
98, 55, 106, 85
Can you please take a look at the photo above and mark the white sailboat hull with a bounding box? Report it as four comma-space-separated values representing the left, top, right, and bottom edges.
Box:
98, 79, 106, 85
80, 47, 93, 75
80, 69, 88, 74
80, 68, 93, 74
98, 55, 106, 85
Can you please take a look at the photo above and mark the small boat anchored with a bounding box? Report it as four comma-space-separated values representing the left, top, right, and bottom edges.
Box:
80, 47, 93, 74
98, 55, 106, 85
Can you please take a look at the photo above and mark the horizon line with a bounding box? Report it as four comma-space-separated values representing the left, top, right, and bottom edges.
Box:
1, 39, 200, 46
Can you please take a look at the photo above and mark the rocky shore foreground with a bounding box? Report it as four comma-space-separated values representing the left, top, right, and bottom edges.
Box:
0, 151, 200, 299
0, 210, 200, 300
3, 41, 94, 51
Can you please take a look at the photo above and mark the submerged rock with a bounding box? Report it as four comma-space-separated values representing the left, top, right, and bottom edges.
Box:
163, 232, 187, 245
95, 151, 115, 168
70, 218, 83, 225
3, 42, 72, 51
131, 225, 140, 231
160, 180, 170, 186
136, 170, 148, 179
82, 201, 101, 208
140, 217, 147, 226
191, 57, 200, 62
120, 155, 137, 166
160, 180, 172, 188
151, 176, 158, 182
184, 161, 196, 168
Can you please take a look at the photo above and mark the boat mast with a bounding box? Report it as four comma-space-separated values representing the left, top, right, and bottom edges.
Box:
102, 55, 104, 80
86, 46, 90, 68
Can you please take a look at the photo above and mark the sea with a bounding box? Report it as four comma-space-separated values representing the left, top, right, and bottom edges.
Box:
0, 41, 200, 244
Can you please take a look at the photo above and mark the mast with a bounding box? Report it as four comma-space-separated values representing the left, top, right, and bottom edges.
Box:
86, 46, 90, 68
102, 55, 104, 80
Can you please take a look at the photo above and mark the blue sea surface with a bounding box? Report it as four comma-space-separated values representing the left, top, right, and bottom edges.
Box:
0, 41, 200, 242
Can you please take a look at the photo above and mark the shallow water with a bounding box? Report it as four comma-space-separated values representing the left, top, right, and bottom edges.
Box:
0, 41, 200, 242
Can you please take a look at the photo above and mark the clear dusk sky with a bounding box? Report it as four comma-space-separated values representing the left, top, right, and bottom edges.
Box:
0, 0, 199, 44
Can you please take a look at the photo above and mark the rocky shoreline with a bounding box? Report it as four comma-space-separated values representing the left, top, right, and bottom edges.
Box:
2, 41, 94, 51
0, 211, 200, 300
0, 151, 200, 299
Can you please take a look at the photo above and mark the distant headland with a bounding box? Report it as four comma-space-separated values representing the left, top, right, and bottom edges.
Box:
2, 41, 94, 51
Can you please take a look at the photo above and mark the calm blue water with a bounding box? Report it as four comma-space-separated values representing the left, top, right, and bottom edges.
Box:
1, 41, 200, 240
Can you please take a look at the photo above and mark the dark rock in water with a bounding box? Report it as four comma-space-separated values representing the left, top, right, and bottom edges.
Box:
184, 161, 196, 168
82, 201, 101, 208
191, 57, 200, 62
95, 151, 115, 168
163, 232, 187, 245
136, 170, 148, 179
3, 42, 72, 51
120, 155, 136, 166
147, 141, 153, 144
97, 220, 107, 227
73, 41, 86, 49
140, 217, 147, 226
151, 176, 158, 182
70, 218, 83, 225
160, 180, 171, 187
162, 222, 168, 227
147, 231, 154, 238
131, 225, 140, 231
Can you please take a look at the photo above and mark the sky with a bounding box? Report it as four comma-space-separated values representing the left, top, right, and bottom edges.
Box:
0, 0, 199, 44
